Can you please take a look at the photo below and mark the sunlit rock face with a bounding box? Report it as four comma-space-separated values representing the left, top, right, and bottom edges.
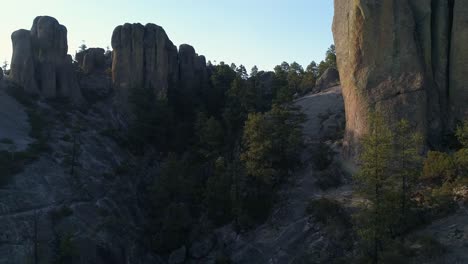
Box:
333, 0, 468, 157
10, 16, 82, 102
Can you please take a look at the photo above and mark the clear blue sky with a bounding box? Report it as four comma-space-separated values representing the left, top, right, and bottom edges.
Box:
0, 0, 334, 72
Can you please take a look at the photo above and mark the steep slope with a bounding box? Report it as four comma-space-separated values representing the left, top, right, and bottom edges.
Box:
0, 81, 160, 264
184, 86, 348, 264
0, 83, 32, 151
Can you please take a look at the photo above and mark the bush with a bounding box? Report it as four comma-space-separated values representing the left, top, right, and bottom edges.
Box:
306, 198, 353, 251
428, 182, 458, 218
422, 151, 456, 182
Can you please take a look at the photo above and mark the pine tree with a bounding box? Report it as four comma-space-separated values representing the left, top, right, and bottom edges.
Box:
391, 120, 423, 237
354, 113, 394, 263
241, 112, 276, 184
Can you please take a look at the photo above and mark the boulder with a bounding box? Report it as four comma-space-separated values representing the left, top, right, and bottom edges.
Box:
9, 16, 82, 102
315, 68, 339, 92
332, 0, 468, 157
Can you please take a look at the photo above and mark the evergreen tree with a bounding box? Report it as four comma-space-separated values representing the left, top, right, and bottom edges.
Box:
250, 65, 259, 77
354, 113, 395, 263
236, 65, 248, 80
391, 120, 423, 237
287, 62, 304, 95
241, 112, 276, 184
325, 44, 337, 69
195, 113, 224, 158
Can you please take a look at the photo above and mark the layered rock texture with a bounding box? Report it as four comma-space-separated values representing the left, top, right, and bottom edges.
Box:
9, 16, 82, 102
111, 23, 208, 109
333, 0, 468, 156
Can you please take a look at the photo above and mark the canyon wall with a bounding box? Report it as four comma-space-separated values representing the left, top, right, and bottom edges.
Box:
333, 0, 468, 156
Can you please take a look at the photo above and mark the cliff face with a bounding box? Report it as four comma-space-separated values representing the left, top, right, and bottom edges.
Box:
111, 23, 208, 111
111, 23, 179, 106
10, 16, 82, 102
333, 0, 468, 156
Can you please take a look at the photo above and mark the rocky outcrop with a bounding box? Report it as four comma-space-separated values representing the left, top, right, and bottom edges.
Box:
76, 48, 108, 74
9, 16, 81, 102
10, 29, 39, 94
111, 23, 209, 111
316, 68, 340, 92
178, 44, 208, 93
111, 23, 179, 106
76, 48, 113, 102
332, 0, 468, 157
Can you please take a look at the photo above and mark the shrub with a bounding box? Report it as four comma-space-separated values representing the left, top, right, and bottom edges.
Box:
454, 148, 468, 177
306, 198, 353, 251
428, 182, 458, 218
422, 151, 456, 182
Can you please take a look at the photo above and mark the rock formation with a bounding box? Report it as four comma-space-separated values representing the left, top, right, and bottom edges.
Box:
9, 16, 82, 102
76, 48, 113, 102
111, 23, 179, 106
333, 0, 468, 157
316, 68, 340, 92
178, 44, 208, 93
111, 23, 208, 111
76, 48, 108, 74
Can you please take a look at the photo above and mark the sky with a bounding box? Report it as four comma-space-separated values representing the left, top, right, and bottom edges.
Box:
0, 0, 334, 72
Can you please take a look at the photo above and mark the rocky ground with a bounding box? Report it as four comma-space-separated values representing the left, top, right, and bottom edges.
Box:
0, 80, 159, 264
0, 82, 33, 152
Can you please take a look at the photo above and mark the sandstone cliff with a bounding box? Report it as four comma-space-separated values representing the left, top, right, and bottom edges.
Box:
9, 16, 82, 102
333, 0, 468, 156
